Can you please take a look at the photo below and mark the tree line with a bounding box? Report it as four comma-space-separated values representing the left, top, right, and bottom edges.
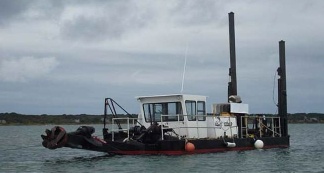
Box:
0, 112, 322, 125
0, 112, 137, 125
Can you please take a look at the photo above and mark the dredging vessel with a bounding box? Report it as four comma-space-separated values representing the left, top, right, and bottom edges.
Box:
41, 12, 290, 155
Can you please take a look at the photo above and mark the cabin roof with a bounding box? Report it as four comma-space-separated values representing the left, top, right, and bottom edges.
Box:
136, 94, 207, 103
136, 94, 206, 99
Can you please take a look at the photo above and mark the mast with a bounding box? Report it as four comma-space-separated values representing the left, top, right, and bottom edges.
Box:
227, 12, 243, 138
278, 40, 288, 136
228, 12, 238, 102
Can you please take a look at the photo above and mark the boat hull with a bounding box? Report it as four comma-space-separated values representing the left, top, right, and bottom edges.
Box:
65, 134, 290, 155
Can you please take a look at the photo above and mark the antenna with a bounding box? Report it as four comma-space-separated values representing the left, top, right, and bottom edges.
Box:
180, 44, 188, 93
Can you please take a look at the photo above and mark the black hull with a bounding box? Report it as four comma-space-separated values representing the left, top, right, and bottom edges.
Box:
64, 134, 290, 155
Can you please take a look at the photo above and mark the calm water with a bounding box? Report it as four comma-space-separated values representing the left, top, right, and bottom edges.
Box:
0, 124, 323, 173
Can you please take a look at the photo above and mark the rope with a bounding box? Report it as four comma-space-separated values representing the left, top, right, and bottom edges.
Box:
260, 122, 281, 136
272, 69, 278, 107
171, 129, 180, 138
272, 70, 279, 115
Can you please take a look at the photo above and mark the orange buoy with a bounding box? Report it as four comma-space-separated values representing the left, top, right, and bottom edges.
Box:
185, 142, 195, 152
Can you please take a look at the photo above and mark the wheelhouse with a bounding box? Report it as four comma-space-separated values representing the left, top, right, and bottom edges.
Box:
136, 94, 206, 124
136, 94, 208, 138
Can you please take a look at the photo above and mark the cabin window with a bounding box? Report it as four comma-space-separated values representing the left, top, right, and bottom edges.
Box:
143, 104, 153, 122
165, 102, 183, 121
185, 100, 206, 121
154, 103, 163, 122
143, 102, 183, 122
197, 101, 206, 121
185, 100, 196, 121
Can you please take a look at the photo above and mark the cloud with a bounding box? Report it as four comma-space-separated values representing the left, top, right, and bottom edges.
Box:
0, 0, 32, 25
170, 1, 227, 26
0, 1, 324, 114
0, 0, 65, 26
0, 56, 59, 82
59, 1, 153, 41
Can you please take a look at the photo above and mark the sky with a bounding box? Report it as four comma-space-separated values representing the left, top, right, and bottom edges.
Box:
0, 0, 323, 115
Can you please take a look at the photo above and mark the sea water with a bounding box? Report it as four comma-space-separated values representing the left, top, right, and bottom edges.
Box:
0, 124, 323, 173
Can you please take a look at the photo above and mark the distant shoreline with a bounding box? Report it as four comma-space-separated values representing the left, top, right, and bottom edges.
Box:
0, 112, 323, 125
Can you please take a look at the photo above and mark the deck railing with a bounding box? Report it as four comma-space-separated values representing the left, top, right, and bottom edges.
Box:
111, 117, 137, 141
110, 115, 281, 141
240, 116, 282, 138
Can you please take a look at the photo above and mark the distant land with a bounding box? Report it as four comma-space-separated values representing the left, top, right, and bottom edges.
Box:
0, 112, 323, 125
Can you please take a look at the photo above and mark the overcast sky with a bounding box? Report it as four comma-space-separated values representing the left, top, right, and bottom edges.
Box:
0, 0, 323, 115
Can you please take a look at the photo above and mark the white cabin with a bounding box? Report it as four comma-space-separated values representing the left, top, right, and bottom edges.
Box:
135, 94, 249, 139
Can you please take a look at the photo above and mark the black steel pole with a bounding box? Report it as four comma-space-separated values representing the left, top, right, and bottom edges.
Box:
228, 12, 238, 101
104, 98, 108, 129
228, 12, 242, 138
278, 40, 288, 137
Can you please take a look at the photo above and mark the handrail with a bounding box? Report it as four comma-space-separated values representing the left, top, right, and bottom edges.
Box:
110, 115, 281, 141
240, 116, 282, 138
111, 117, 137, 141
104, 98, 143, 130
